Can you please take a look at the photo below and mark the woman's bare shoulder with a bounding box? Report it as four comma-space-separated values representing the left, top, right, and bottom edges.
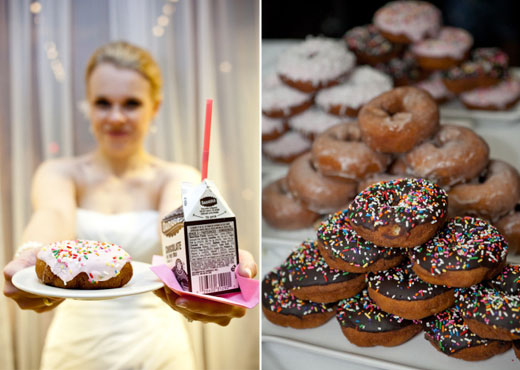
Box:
151, 157, 201, 182
35, 156, 85, 177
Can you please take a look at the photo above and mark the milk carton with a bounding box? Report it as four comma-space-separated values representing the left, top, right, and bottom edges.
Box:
160, 179, 240, 294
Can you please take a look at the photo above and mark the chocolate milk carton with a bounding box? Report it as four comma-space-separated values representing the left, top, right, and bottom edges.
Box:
161, 179, 240, 294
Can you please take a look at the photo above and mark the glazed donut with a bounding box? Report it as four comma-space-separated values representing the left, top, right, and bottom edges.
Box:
348, 178, 448, 248
373, 1, 441, 44
262, 115, 288, 142
344, 24, 401, 66
336, 290, 422, 347
36, 240, 133, 289
449, 160, 520, 221
415, 72, 455, 104
280, 240, 365, 303
311, 122, 391, 180
460, 78, 520, 111
288, 107, 348, 141
317, 210, 404, 273
356, 173, 404, 194
262, 269, 336, 329
495, 206, 520, 254
262, 177, 319, 230
456, 264, 520, 341
402, 124, 490, 187
442, 48, 509, 94
423, 306, 511, 361
409, 216, 508, 288
411, 27, 473, 71
262, 73, 313, 118
316, 66, 393, 117
367, 262, 455, 320
277, 37, 355, 93
287, 153, 358, 214
262, 131, 311, 163
358, 86, 439, 153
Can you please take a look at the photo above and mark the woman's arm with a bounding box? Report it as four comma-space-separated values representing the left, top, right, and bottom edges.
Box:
3, 159, 77, 312
155, 164, 257, 326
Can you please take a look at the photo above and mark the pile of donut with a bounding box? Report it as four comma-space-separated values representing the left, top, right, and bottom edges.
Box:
263, 177, 520, 362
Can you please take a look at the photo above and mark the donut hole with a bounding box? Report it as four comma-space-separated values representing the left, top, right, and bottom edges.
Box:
515, 204, 520, 212
382, 100, 405, 118
307, 52, 318, 59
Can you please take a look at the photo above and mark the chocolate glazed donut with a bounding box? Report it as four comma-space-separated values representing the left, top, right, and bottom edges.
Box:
403, 124, 490, 187
311, 121, 391, 180
358, 87, 439, 153
449, 160, 520, 221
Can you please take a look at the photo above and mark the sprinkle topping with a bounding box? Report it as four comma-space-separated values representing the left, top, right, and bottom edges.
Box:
344, 24, 395, 57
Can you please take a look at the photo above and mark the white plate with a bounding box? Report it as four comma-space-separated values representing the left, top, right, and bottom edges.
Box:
12, 261, 164, 300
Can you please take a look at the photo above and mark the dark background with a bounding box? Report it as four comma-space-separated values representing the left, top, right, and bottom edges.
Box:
262, 0, 520, 65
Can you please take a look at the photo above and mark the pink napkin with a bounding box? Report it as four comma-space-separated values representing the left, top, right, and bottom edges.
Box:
150, 255, 259, 309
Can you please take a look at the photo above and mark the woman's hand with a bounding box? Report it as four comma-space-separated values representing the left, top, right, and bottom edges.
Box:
3, 249, 64, 313
154, 249, 257, 326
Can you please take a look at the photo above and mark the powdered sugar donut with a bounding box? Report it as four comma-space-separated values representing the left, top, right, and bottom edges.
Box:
288, 107, 349, 140
316, 66, 393, 117
374, 1, 441, 44
262, 73, 313, 118
449, 160, 520, 221
262, 115, 288, 142
415, 72, 454, 104
344, 24, 400, 65
460, 78, 520, 111
263, 131, 311, 163
411, 27, 473, 70
36, 240, 132, 289
277, 37, 355, 93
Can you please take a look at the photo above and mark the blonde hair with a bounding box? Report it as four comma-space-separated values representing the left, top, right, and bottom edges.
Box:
85, 41, 162, 103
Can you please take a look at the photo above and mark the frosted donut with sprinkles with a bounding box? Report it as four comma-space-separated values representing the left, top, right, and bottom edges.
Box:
36, 239, 133, 289
347, 178, 448, 248
409, 216, 508, 288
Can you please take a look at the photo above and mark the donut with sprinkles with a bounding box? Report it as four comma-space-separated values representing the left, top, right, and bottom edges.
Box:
409, 216, 508, 287
456, 264, 520, 341
336, 289, 422, 347
280, 240, 365, 303
367, 262, 455, 320
316, 209, 404, 273
347, 177, 448, 248
344, 24, 401, 66
423, 305, 511, 361
262, 269, 336, 329
36, 239, 132, 289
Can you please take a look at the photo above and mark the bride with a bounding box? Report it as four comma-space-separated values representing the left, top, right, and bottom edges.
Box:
3, 41, 257, 369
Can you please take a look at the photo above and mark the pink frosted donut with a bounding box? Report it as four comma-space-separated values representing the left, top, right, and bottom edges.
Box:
262, 115, 288, 142
288, 107, 349, 141
358, 86, 439, 153
262, 74, 313, 118
403, 124, 490, 187
311, 122, 391, 180
287, 153, 358, 214
449, 160, 520, 221
316, 66, 393, 117
373, 1, 441, 44
411, 27, 473, 70
277, 37, 355, 93
263, 131, 311, 163
415, 72, 454, 104
460, 78, 520, 111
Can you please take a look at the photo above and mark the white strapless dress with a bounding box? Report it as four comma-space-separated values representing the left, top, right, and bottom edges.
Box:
40, 209, 195, 370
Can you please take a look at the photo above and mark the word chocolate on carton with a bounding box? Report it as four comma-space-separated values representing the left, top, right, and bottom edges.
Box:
161, 179, 240, 295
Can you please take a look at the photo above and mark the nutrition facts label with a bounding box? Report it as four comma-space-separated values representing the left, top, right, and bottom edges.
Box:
186, 219, 239, 293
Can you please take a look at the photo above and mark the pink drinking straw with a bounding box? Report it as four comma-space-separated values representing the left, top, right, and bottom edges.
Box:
201, 99, 213, 181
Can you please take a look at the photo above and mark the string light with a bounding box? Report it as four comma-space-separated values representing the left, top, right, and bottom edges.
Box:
44, 42, 65, 83
219, 61, 232, 73
153, 0, 177, 37
29, 1, 42, 14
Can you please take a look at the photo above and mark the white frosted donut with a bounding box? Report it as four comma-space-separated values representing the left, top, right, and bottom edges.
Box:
374, 1, 441, 43
277, 37, 355, 93
316, 66, 393, 116
262, 115, 288, 142
262, 74, 313, 118
411, 27, 473, 59
263, 131, 311, 163
288, 107, 350, 140
460, 78, 520, 110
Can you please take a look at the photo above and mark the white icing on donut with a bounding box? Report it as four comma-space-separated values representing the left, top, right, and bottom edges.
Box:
416, 72, 454, 100
263, 131, 311, 158
412, 27, 473, 59
262, 115, 285, 135
316, 66, 393, 112
276, 37, 355, 86
288, 107, 349, 136
37, 240, 131, 285
262, 82, 311, 114
460, 79, 520, 108
374, 1, 441, 42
